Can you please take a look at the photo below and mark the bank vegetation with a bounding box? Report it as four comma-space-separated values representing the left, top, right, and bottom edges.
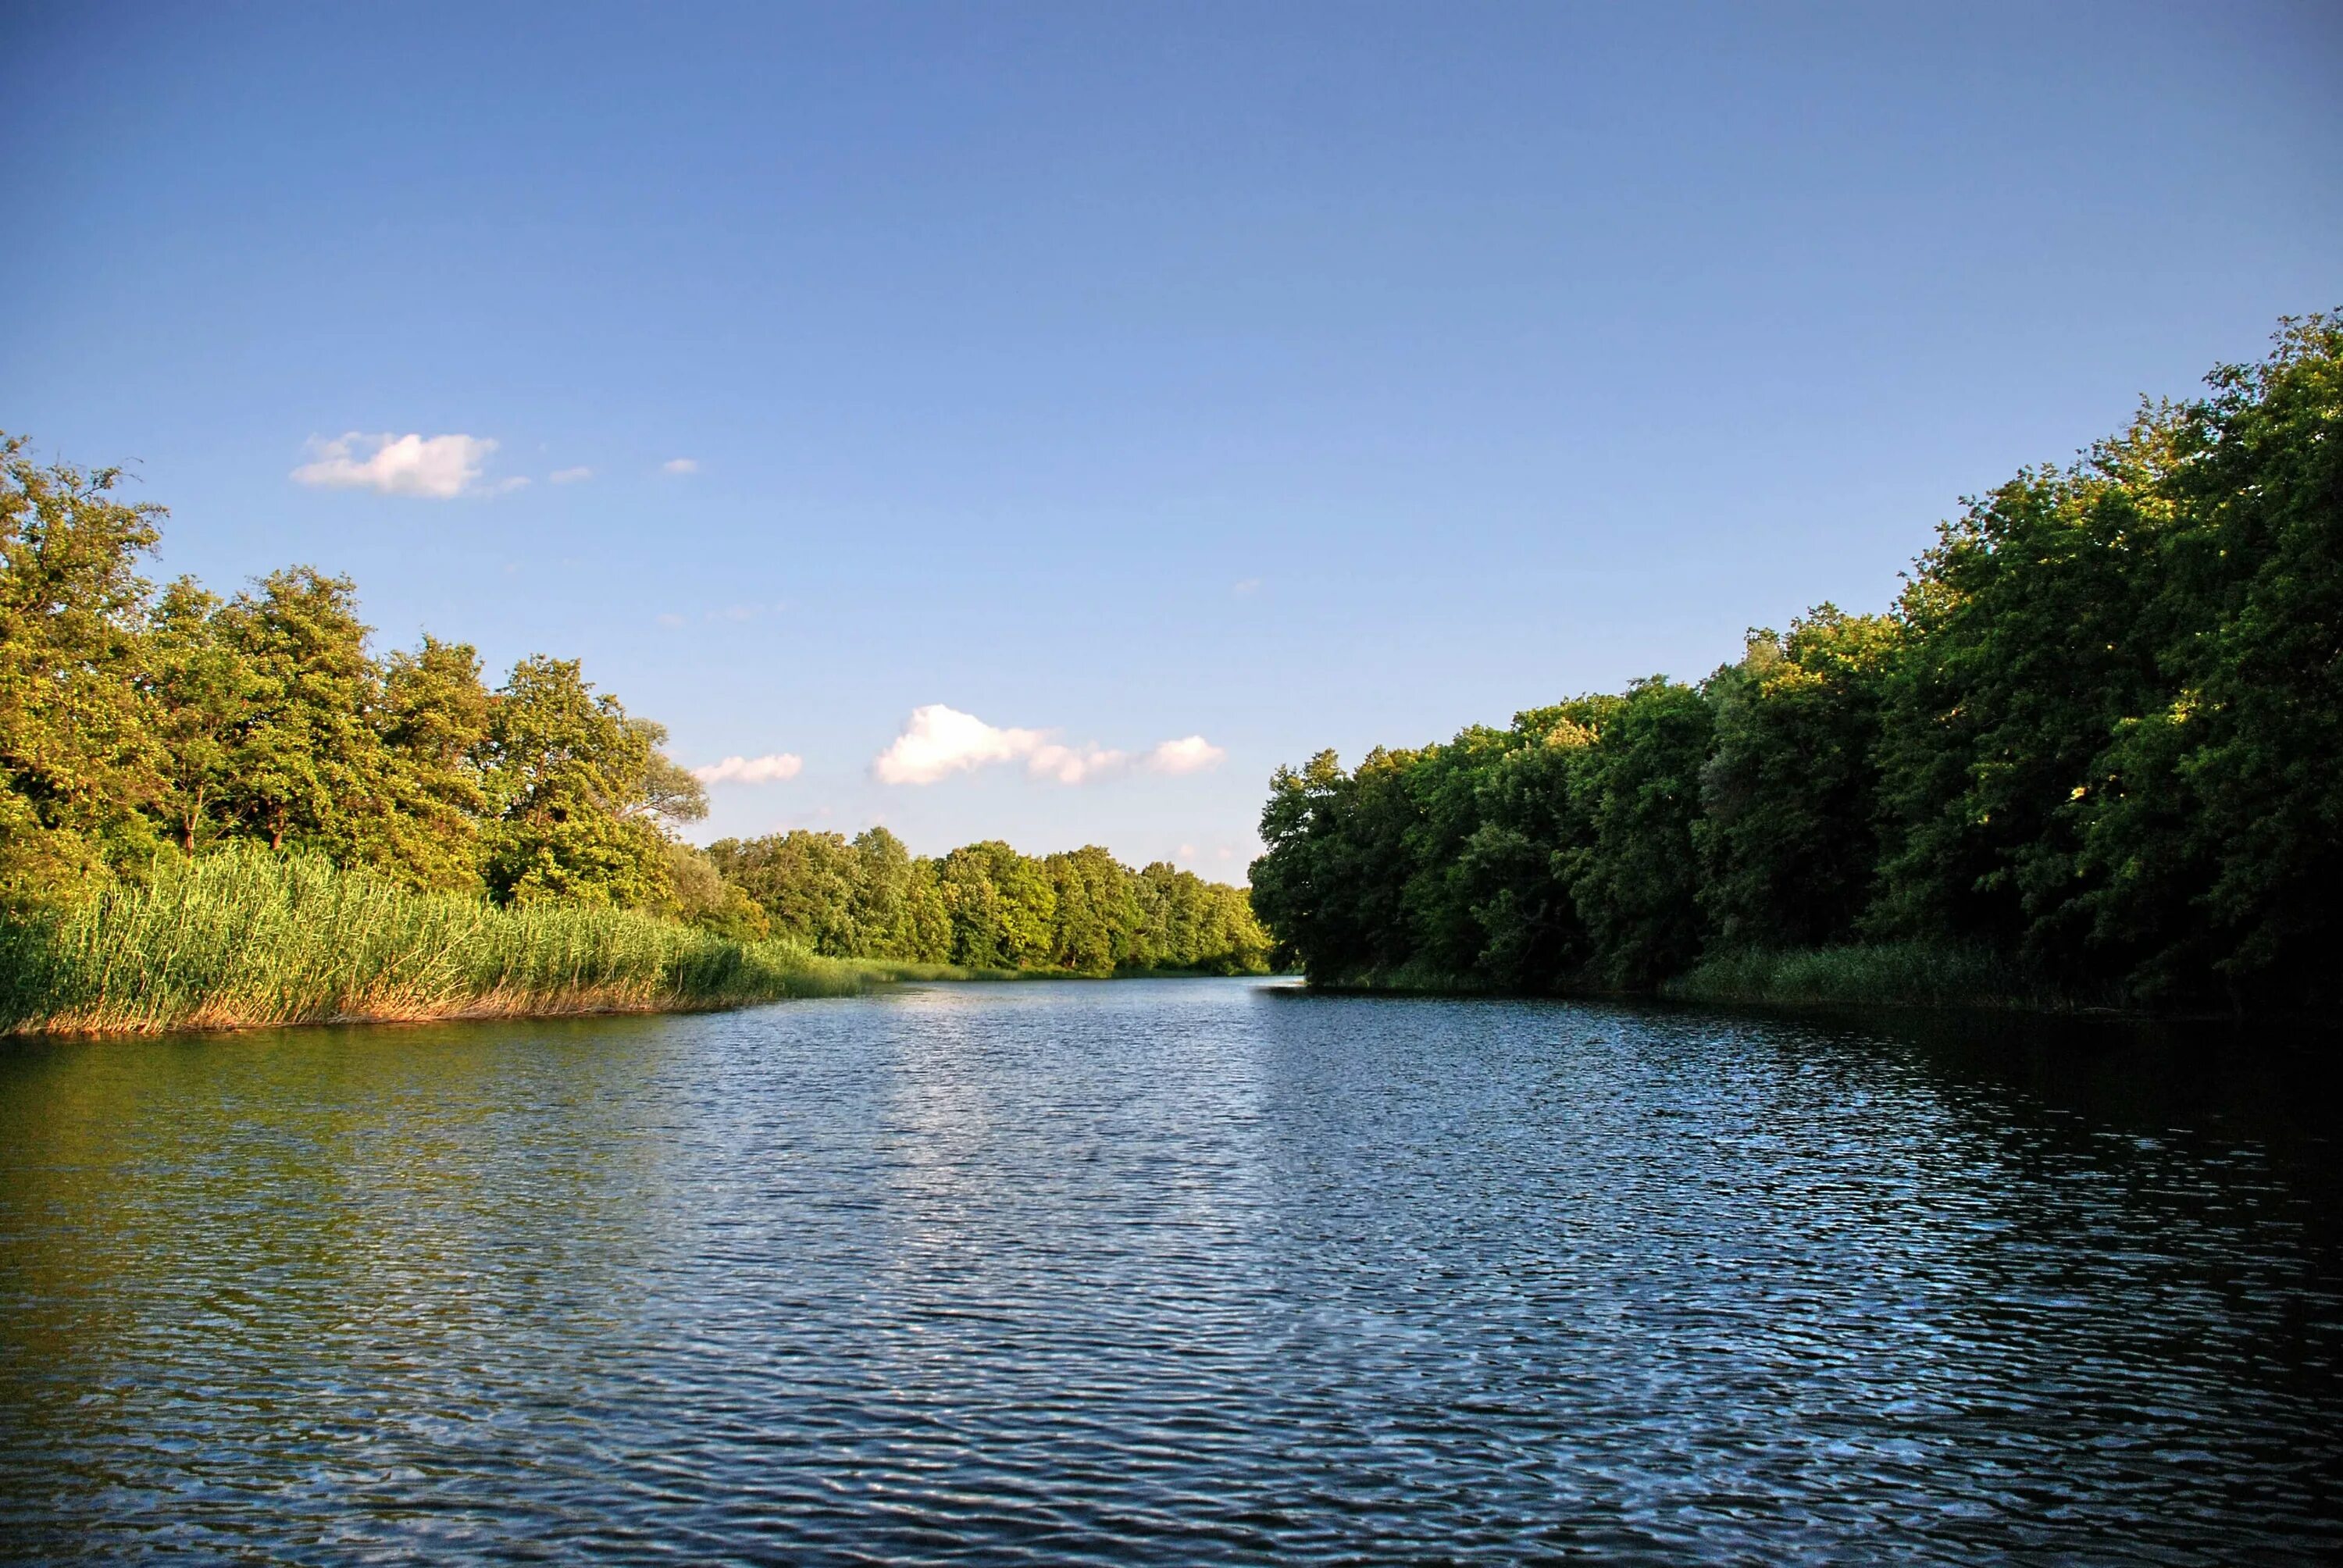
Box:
1251, 317, 2340, 1014
0, 436, 1265, 1032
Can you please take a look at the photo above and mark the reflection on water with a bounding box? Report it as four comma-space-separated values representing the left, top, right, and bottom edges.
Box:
2, 981, 2338, 1562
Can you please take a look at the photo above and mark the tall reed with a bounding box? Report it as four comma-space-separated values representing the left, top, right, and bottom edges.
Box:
0, 846, 879, 1035
1662, 941, 2056, 1010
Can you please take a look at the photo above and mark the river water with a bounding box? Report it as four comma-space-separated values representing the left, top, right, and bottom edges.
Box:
2, 978, 2338, 1563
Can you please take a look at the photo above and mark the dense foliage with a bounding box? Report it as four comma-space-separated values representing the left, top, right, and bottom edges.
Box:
0, 438, 1267, 978
1252, 318, 2341, 1010
0, 433, 708, 912
706, 830, 1271, 975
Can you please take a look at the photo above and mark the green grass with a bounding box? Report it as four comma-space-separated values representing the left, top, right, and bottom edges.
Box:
0, 845, 951, 1035
1663, 941, 2056, 1011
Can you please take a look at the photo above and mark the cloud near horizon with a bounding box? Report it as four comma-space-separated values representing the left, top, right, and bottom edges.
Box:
291, 432, 504, 498
873, 705, 1220, 787
662, 457, 699, 475
692, 753, 804, 785
1144, 735, 1226, 774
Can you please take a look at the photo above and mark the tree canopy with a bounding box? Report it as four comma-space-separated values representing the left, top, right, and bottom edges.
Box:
0, 443, 1269, 976
1251, 316, 2342, 1010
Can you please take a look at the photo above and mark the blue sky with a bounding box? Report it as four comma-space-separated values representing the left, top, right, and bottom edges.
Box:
4, 3, 2337, 875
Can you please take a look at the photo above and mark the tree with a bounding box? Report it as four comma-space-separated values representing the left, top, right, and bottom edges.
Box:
665, 840, 770, 940
212, 568, 390, 856
1562, 677, 1714, 988
141, 578, 248, 856
2074, 315, 2343, 1003
1046, 845, 1139, 974
480, 656, 681, 907
1697, 608, 1899, 951
369, 636, 493, 891
1868, 410, 2183, 985
0, 438, 166, 902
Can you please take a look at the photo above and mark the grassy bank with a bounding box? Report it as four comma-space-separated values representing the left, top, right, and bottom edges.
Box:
0, 847, 1015, 1036
1289, 942, 2070, 1011
1660, 942, 2063, 1011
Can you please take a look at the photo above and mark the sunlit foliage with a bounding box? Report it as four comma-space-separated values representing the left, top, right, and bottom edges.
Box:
707, 829, 1271, 976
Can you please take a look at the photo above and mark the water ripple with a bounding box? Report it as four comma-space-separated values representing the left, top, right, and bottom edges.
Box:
3, 981, 2340, 1563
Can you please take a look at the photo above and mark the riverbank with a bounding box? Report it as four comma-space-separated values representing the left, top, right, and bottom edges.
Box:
1660, 942, 2070, 1011
0, 849, 1035, 1038
1296, 942, 2081, 1013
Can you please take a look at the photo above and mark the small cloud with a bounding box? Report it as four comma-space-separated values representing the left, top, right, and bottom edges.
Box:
485, 476, 530, 495
1176, 843, 1197, 860
873, 706, 1196, 787
654, 612, 687, 629
291, 432, 503, 499
1027, 742, 1128, 785
662, 458, 699, 475
1144, 736, 1225, 775
875, 704, 1047, 785
549, 466, 594, 484
693, 753, 804, 785
1214, 846, 1236, 861
1232, 578, 1261, 596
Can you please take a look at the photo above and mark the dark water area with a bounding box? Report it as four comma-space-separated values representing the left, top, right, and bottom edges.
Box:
2, 980, 2339, 1563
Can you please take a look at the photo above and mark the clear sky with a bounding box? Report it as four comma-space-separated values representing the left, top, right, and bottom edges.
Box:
4, 2, 2337, 875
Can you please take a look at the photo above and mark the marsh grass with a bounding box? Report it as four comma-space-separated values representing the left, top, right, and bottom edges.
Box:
1663, 942, 2058, 1011
0, 846, 993, 1035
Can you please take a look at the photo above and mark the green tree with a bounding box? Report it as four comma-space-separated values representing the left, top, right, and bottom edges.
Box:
665, 840, 770, 940
369, 636, 494, 891
480, 656, 681, 907
0, 438, 165, 900
2074, 315, 2343, 1003
1697, 608, 1899, 951
1045, 845, 1139, 974
937, 840, 1056, 968
213, 568, 390, 856
706, 830, 862, 951
1868, 412, 2181, 985
1562, 677, 1714, 988
1453, 707, 1603, 989
141, 578, 248, 856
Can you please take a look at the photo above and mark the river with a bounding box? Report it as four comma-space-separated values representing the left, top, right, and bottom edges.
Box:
2, 978, 2338, 1562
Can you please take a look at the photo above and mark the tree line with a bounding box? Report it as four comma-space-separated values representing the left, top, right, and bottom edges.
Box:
704, 831, 1271, 975
0, 434, 1267, 975
1250, 316, 2340, 1010
0, 435, 710, 912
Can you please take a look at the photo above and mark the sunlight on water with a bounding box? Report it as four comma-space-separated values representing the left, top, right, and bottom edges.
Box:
3, 980, 2339, 1562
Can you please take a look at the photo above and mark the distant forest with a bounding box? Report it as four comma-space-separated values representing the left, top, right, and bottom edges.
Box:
1250, 317, 2340, 1010
0, 437, 1266, 977
704, 832, 1268, 975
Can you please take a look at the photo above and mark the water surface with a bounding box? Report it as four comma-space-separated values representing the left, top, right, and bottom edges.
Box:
3, 979, 2339, 1562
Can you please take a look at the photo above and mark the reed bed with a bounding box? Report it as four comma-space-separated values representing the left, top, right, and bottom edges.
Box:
1663, 941, 2055, 1011
0, 846, 886, 1035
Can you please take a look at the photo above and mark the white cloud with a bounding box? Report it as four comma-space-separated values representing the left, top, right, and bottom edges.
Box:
1176, 843, 1197, 860
291, 433, 503, 499
1144, 735, 1226, 775
1232, 578, 1261, 596
662, 458, 699, 475
874, 707, 1221, 787
874, 705, 1048, 785
693, 753, 804, 785
1028, 742, 1129, 785
549, 466, 594, 484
